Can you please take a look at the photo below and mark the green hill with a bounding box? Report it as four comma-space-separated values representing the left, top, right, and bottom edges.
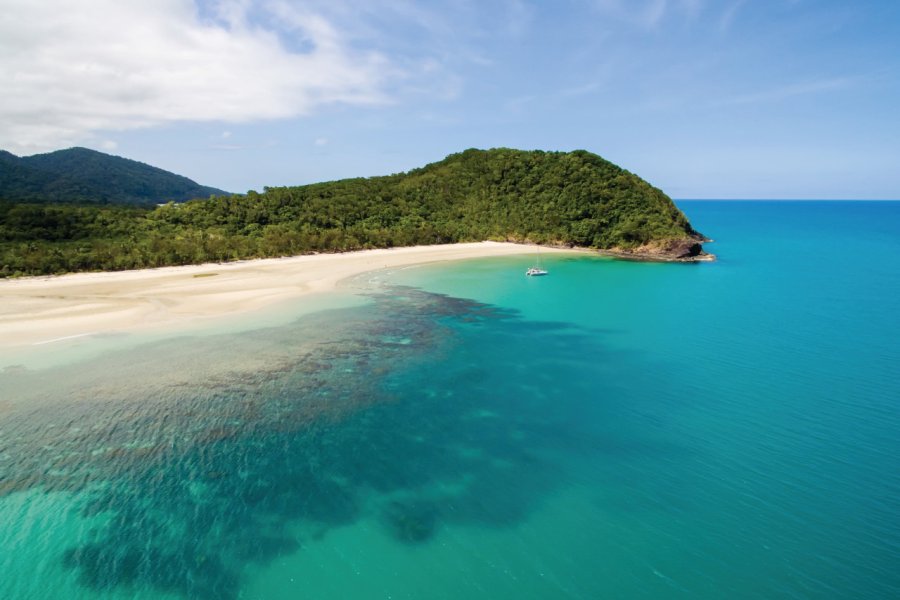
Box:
0, 148, 710, 277
0, 147, 227, 205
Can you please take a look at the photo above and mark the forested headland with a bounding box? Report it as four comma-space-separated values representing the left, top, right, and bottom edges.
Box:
0, 148, 708, 277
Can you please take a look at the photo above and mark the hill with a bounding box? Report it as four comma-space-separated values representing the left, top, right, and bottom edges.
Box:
0, 148, 710, 277
0, 147, 228, 205
213, 147, 707, 256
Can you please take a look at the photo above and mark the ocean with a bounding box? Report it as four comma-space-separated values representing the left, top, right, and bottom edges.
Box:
1, 201, 898, 599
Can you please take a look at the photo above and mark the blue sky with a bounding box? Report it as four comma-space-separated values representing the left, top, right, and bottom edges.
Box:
2, 0, 898, 198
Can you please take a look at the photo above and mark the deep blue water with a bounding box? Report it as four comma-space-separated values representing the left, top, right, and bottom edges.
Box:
0, 201, 898, 599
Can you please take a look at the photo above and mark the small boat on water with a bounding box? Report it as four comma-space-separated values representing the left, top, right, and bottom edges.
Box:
525, 248, 548, 276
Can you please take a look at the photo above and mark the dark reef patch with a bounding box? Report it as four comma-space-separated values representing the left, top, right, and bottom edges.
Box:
382, 500, 440, 544
0, 285, 623, 599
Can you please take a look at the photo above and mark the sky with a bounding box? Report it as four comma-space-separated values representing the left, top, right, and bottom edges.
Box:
2, 0, 899, 199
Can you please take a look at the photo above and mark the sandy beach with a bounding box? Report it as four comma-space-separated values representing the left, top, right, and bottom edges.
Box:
0, 242, 575, 350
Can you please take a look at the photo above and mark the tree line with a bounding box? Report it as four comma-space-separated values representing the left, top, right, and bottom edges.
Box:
0, 148, 698, 277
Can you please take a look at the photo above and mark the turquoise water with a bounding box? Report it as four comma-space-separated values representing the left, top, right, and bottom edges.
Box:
1, 201, 898, 599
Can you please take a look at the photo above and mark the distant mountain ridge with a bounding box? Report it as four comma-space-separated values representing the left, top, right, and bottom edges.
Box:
0, 147, 228, 205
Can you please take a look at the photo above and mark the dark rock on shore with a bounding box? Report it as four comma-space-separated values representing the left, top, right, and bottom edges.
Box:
600, 235, 716, 262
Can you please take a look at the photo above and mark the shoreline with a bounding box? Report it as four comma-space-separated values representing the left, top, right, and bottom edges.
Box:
0, 242, 578, 350
596, 249, 716, 263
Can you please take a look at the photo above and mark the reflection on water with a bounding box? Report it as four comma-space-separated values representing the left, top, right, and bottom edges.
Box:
0, 286, 610, 599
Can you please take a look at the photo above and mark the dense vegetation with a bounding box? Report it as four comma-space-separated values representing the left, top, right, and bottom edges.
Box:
0, 148, 700, 277
0, 147, 226, 205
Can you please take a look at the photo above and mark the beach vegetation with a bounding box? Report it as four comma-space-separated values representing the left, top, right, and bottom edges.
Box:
0, 148, 700, 277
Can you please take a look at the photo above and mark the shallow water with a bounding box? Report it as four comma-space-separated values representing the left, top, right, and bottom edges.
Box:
1, 201, 898, 599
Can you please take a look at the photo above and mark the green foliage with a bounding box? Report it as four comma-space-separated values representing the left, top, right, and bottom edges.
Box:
0, 148, 699, 277
0, 147, 226, 206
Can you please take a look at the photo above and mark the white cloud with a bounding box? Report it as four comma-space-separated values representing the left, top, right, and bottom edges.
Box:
642, 0, 669, 28
558, 82, 602, 98
589, 0, 704, 29
503, 0, 534, 37
715, 77, 854, 107
0, 0, 392, 153
680, 0, 703, 16
718, 0, 747, 32
99, 140, 118, 151
314, 137, 328, 146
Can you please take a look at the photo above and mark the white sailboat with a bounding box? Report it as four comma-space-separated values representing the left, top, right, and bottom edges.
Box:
525, 247, 548, 276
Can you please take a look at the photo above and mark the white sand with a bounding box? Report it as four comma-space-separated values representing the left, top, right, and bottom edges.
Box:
0, 242, 574, 349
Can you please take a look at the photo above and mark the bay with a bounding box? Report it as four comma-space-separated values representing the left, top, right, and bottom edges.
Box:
1, 201, 898, 599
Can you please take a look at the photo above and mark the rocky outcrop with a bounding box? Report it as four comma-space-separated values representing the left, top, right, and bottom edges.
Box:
601, 235, 715, 262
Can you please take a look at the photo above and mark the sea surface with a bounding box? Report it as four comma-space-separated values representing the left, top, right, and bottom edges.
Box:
1, 201, 898, 599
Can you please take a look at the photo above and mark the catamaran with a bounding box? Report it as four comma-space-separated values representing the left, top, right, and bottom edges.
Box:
525, 248, 548, 276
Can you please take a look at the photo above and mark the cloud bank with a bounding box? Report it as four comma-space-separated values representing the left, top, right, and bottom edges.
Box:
0, 0, 392, 153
